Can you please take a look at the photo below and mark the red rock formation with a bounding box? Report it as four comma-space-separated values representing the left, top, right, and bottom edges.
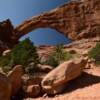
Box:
0, 19, 18, 51
0, 0, 100, 51
14, 0, 100, 40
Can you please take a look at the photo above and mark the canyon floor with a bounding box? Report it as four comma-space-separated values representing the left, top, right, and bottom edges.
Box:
24, 38, 100, 100
25, 67, 100, 100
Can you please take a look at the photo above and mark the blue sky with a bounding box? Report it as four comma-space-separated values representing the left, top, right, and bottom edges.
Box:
0, 0, 70, 45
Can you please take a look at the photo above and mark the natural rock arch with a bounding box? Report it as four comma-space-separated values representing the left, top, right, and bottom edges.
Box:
0, 0, 100, 50
14, 0, 100, 41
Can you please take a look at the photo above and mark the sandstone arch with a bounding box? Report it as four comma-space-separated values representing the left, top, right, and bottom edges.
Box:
0, 0, 100, 50
14, 0, 100, 41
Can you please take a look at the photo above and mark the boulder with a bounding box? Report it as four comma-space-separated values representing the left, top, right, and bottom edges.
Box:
24, 85, 40, 98
0, 73, 11, 100
0, 67, 5, 74
2, 49, 11, 56
7, 65, 24, 96
22, 72, 46, 98
82, 50, 88, 57
41, 58, 87, 95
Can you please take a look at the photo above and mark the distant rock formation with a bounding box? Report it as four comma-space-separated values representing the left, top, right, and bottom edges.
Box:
0, 0, 100, 51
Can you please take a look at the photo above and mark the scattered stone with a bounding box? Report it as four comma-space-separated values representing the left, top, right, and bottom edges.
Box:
85, 63, 91, 69
82, 50, 88, 57
69, 49, 77, 54
88, 59, 95, 63
24, 85, 40, 98
7, 65, 24, 96
2, 49, 11, 56
41, 58, 87, 95
0, 67, 5, 74
42, 93, 48, 98
22, 72, 47, 98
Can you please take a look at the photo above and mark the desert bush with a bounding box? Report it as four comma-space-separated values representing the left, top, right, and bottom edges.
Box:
88, 42, 100, 65
0, 38, 40, 72
11, 38, 39, 67
0, 53, 12, 72
42, 44, 72, 67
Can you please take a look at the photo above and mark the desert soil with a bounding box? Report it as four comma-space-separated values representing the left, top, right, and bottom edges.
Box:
24, 67, 100, 100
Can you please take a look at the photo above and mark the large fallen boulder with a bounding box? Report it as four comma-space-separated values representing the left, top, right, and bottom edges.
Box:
41, 58, 87, 95
0, 73, 11, 100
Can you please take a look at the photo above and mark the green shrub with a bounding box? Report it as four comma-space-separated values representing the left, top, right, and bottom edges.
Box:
0, 53, 12, 72
0, 38, 40, 72
88, 42, 100, 65
43, 44, 72, 67
11, 38, 39, 67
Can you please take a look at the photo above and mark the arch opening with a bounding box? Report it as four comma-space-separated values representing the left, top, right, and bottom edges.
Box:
19, 28, 72, 46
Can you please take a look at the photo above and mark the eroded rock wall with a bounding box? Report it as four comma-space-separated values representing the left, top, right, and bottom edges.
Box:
0, 19, 18, 52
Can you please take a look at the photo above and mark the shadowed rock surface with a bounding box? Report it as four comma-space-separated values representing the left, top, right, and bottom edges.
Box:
0, 19, 18, 52
41, 58, 87, 95
0, 73, 11, 100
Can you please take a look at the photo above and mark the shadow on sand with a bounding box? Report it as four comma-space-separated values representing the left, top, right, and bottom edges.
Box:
63, 72, 100, 94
